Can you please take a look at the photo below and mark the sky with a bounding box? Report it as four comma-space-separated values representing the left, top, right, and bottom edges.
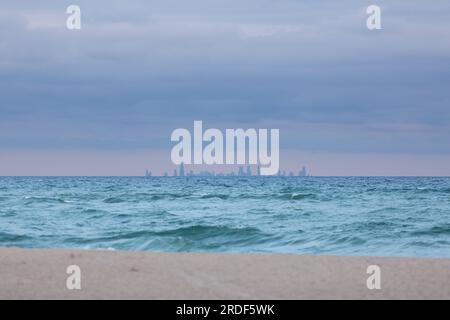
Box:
1, 0, 450, 176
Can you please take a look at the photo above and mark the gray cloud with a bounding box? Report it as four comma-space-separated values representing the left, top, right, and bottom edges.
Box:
1, 0, 450, 174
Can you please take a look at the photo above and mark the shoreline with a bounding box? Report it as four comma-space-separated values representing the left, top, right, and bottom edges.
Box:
1, 248, 449, 299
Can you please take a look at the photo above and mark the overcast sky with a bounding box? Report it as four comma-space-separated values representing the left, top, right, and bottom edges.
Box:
1, 0, 450, 175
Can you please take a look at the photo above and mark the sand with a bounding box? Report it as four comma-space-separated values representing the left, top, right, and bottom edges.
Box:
0, 248, 449, 300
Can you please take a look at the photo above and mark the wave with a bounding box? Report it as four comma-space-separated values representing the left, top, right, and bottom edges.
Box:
366, 207, 400, 215
156, 225, 263, 237
200, 194, 230, 200
0, 232, 31, 242
0, 210, 17, 217
64, 225, 274, 249
103, 197, 126, 204
23, 196, 68, 205
331, 235, 367, 246
415, 187, 450, 194
82, 208, 110, 214
103, 192, 194, 203
100, 191, 321, 203
277, 193, 317, 200
247, 208, 274, 215
124, 225, 268, 241
411, 224, 450, 236
351, 220, 400, 230
368, 187, 450, 194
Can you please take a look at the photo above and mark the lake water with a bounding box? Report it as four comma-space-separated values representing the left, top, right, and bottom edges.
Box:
1, 176, 449, 257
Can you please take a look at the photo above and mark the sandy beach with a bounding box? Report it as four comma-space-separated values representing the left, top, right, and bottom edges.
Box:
0, 248, 449, 300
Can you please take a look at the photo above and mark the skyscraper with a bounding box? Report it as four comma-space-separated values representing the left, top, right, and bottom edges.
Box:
179, 163, 185, 177
299, 166, 307, 177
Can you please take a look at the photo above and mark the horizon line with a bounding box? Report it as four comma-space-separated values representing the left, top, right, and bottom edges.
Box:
1, 175, 450, 178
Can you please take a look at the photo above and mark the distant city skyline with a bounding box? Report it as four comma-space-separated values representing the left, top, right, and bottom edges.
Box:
147, 163, 311, 177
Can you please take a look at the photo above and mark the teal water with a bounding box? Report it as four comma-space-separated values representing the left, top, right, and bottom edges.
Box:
0, 177, 449, 257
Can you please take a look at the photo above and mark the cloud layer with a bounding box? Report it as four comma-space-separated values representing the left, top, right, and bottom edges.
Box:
1, 1, 450, 174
